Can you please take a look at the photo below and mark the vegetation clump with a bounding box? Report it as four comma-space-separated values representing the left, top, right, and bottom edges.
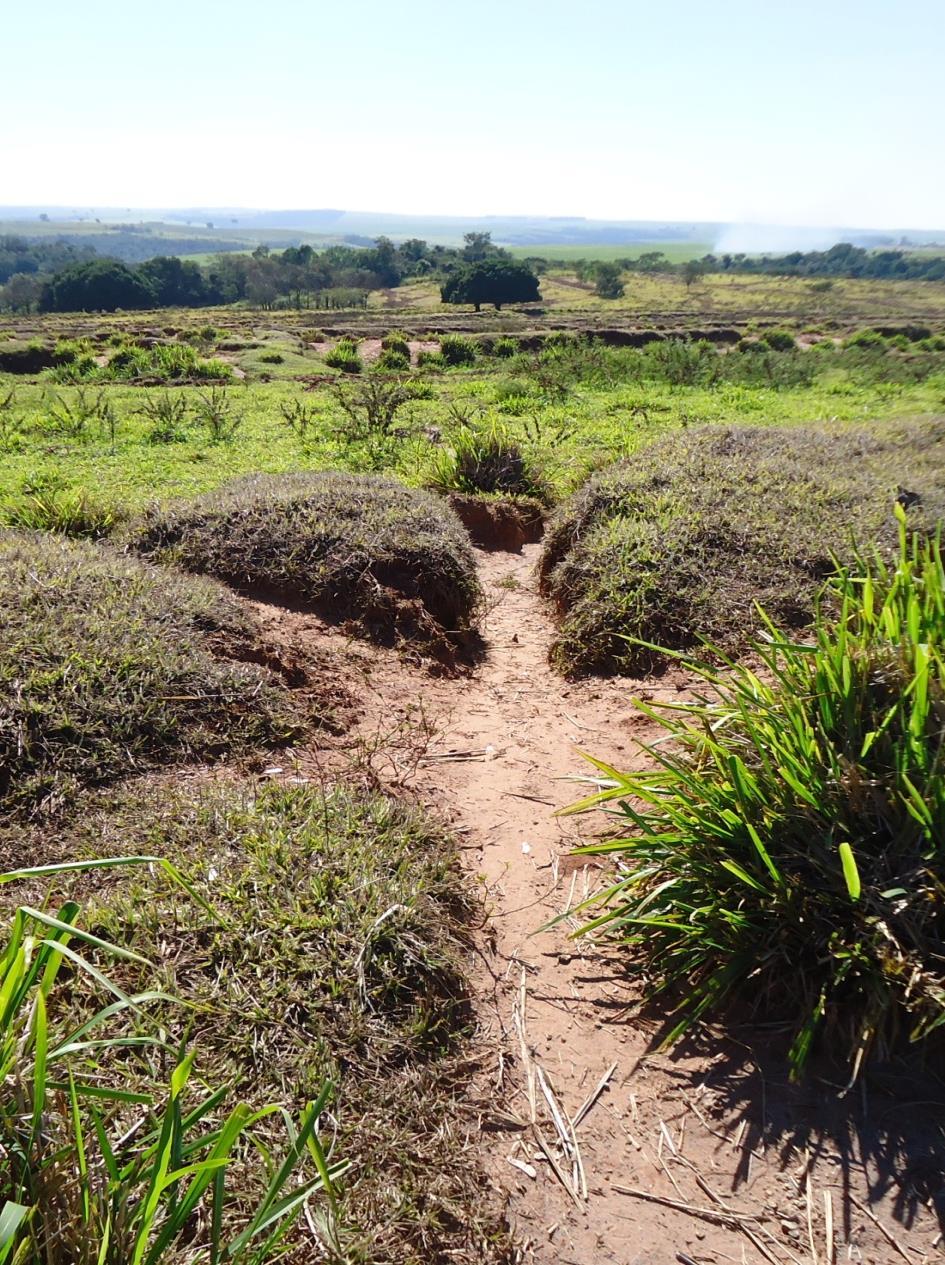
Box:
0, 531, 298, 813
564, 524, 945, 1077
540, 422, 945, 674
0, 781, 509, 1262
125, 472, 482, 647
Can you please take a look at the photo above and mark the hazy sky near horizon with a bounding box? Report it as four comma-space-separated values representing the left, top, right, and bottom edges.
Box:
4, 0, 943, 229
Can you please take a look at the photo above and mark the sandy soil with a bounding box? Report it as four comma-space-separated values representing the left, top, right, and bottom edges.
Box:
252, 544, 945, 1265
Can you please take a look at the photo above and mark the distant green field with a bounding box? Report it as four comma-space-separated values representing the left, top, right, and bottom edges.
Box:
507, 242, 710, 264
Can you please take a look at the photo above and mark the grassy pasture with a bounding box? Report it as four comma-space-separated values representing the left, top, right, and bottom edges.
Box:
507, 242, 710, 263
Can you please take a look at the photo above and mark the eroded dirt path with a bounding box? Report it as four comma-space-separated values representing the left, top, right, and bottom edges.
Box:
255, 545, 945, 1265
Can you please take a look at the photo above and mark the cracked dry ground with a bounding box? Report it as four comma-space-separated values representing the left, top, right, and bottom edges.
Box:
253, 543, 945, 1265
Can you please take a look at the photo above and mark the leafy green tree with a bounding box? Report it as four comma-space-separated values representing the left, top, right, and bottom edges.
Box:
40, 260, 156, 312
138, 255, 213, 306
594, 262, 625, 299
441, 259, 540, 311
462, 231, 496, 262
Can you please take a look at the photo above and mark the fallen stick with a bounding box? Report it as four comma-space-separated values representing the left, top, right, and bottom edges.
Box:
848, 1196, 918, 1264
572, 1061, 618, 1129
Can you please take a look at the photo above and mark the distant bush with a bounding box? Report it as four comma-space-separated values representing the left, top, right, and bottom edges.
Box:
564, 523, 945, 1078
439, 334, 477, 366
259, 350, 285, 363
540, 422, 945, 674
0, 532, 297, 812
417, 350, 446, 369
381, 331, 411, 357
760, 328, 796, 351
125, 472, 482, 647
376, 347, 411, 371
492, 336, 519, 358
325, 338, 363, 373
40, 259, 156, 313
845, 329, 887, 350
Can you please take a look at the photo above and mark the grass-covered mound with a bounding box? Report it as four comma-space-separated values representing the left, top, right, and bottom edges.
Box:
0, 531, 298, 813
564, 528, 945, 1077
540, 421, 945, 673
125, 472, 482, 650
0, 781, 511, 1263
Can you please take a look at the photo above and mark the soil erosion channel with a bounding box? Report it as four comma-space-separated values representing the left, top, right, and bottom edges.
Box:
257, 543, 941, 1265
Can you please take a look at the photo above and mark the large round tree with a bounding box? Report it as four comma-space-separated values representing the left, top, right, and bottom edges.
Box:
441, 259, 540, 311
40, 260, 156, 312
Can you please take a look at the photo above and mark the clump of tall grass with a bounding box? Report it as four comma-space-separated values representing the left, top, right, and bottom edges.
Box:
427, 422, 551, 503
563, 514, 945, 1078
0, 856, 343, 1263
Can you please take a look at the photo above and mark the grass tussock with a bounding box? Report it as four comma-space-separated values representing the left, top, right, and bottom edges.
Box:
124, 472, 482, 649
540, 421, 945, 674
0, 781, 512, 1263
563, 523, 945, 1078
0, 531, 299, 813
0, 854, 342, 1265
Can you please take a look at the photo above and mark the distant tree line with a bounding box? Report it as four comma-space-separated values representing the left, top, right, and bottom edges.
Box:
564, 242, 945, 284
0, 235, 97, 284
1, 230, 540, 312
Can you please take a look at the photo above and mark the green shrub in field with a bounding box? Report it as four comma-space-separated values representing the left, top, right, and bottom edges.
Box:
380, 331, 411, 358
492, 336, 519, 358
540, 422, 945, 674
0, 532, 298, 812
0, 856, 342, 1263
259, 349, 285, 364
324, 338, 363, 373
759, 328, 797, 351
427, 423, 551, 503
1, 483, 121, 538
416, 349, 446, 369
125, 472, 481, 643
438, 334, 477, 366
563, 519, 945, 1077
376, 347, 411, 371
643, 337, 718, 386
845, 329, 888, 350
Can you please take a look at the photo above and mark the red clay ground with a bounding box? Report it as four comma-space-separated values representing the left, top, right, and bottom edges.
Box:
249, 544, 945, 1265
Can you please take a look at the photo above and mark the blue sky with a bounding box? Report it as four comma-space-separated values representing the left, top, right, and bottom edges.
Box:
3, 0, 943, 228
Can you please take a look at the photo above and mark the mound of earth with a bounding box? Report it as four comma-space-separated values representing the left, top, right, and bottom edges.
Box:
0, 531, 303, 814
125, 472, 482, 655
540, 420, 945, 674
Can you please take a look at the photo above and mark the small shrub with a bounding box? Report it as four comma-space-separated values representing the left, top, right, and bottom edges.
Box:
760, 328, 797, 351
376, 347, 411, 372
137, 390, 191, 444
845, 329, 888, 350
380, 331, 411, 357
1, 485, 121, 538
427, 423, 550, 502
0, 532, 298, 812
324, 339, 363, 373
563, 522, 945, 1078
439, 334, 477, 366
193, 386, 243, 443
280, 397, 321, 443
493, 336, 519, 358
259, 350, 285, 364
416, 350, 446, 370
